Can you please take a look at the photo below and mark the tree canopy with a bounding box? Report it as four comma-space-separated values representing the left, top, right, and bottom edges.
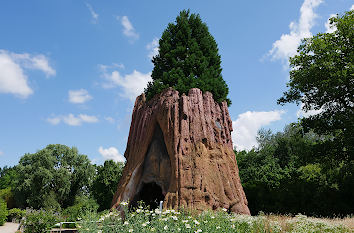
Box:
144, 10, 231, 105
14, 144, 95, 209
237, 123, 353, 216
277, 10, 354, 159
92, 160, 124, 211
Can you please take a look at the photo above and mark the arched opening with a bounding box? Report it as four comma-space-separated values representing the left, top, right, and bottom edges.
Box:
129, 124, 171, 210
130, 182, 165, 210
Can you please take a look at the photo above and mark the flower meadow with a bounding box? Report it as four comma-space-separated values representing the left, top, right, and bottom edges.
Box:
76, 202, 352, 233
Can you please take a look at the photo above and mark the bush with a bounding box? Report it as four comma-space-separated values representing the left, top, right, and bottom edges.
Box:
62, 195, 98, 222
0, 198, 8, 226
21, 209, 62, 233
7, 208, 25, 222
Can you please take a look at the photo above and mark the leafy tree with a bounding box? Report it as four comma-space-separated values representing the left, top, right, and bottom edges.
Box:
145, 10, 231, 105
14, 144, 95, 209
0, 166, 18, 208
237, 123, 353, 216
0, 166, 18, 190
92, 160, 124, 211
277, 10, 354, 159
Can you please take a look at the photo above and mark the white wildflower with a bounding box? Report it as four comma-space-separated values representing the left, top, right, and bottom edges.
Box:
120, 201, 128, 206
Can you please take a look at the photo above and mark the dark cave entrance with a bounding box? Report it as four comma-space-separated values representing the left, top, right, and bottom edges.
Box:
130, 182, 165, 210
129, 124, 171, 210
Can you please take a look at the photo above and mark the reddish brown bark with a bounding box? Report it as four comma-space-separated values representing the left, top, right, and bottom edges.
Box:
112, 88, 250, 214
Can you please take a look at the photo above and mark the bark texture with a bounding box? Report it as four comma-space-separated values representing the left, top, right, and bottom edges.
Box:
112, 88, 250, 214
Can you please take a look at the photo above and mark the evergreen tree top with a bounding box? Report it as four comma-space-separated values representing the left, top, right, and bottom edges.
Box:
145, 10, 231, 105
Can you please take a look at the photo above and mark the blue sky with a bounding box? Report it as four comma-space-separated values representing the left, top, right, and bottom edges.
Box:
0, 0, 352, 167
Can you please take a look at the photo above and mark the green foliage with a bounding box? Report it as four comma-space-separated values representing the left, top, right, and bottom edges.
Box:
14, 144, 95, 209
7, 208, 25, 222
237, 123, 353, 216
0, 198, 8, 226
0, 188, 15, 209
22, 209, 62, 233
92, 160, 124, 211
0, 166, 18, 209
278, 10, 354, 159
62, 195, 98, 221
0, 166, 18, 190
145, 10, 231, 105
77, 204, 350, 233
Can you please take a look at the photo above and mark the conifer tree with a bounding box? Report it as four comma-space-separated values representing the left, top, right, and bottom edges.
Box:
144, 10, 231, 105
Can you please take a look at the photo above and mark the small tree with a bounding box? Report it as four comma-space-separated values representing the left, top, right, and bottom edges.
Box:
145, 10, 231, 105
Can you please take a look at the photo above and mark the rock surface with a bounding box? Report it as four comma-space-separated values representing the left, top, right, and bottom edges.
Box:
112, 88, 250, 214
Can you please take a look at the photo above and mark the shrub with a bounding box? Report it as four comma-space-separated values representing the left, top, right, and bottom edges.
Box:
0, 198, 8, 226
7, 208, 25, 222
21, 209, 62, 233
62, 195, 98, 222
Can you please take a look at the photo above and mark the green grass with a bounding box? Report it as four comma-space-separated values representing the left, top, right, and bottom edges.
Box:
76, 203, 352, 233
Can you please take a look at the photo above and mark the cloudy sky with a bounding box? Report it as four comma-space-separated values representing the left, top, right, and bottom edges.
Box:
0, 0, 352, 166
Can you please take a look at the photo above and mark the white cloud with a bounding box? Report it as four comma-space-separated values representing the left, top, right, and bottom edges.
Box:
146, 37, 159, 60
85, 3, 99, 24
296, 103, 323, 118
10, 52, 56, 77
98, 63, 124, 72
47, 116, 61, 125
98, 146, 126, 162
325, 14, 337, 33
351, 5, 354, 11
0, 51, 33, 98
232, 110, 285, 151
0, 50, 55, 98
268, 0, 323, 65
104, 116, 115, 123
47, 114, 99, 126
118, 16, 139, 41
100, 67, 152, 101
68, 89, 93, 104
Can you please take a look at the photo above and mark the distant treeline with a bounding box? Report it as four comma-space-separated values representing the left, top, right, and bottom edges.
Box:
236, 123, 353, 217
0, 144, 124, 220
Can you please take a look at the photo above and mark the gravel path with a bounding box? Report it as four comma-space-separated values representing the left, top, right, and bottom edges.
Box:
0, 222, 20, 233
